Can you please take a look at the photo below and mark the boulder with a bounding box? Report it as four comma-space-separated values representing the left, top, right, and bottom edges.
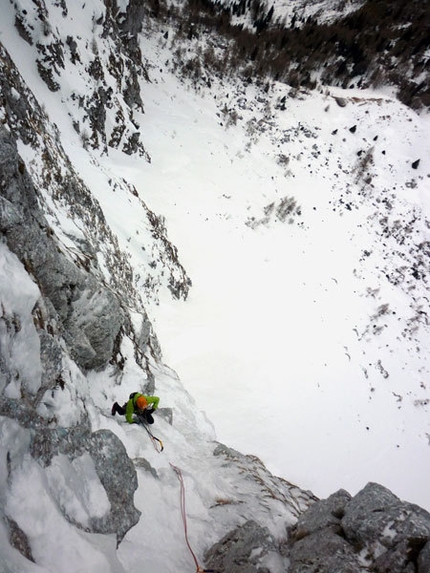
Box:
206, 483, 430, 573
289, 527, 364, 573
287, 482, 430, 573
30, 425, 141, 544
341, 483, 430, 572
292, 488, 352, 539
205, 520, 279, 573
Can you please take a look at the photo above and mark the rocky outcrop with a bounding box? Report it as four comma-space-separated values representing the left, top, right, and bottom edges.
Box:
291, 482, 430, 572
0, 160, 142, 547
339, 483, 430, 573
205, 483, 430, 573
0, 16, 189, 554
30, 425, 141, 544
205, 520, 280, 573
4, 517, 35, 563
0, 126, 123, 371
0, 36, 191, 308
11, 0, 149, 156
0, 400, 140, 546
0, 39, 181, 373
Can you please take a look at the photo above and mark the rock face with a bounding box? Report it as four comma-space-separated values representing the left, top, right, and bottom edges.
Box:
2, 1, 430, 570
0, 125, 142, 548
205, 483, 430, 573
12, 0, 149, 157
0, 36, 189, 372
0, 9, 187, 552
0, 126, 123, 372
30, 425, 141, 544
0, 42, 158, 550
0, 11, 192, 552
0, 396, 140, 546
0, 35, 191, 308
205, 520, 280, 573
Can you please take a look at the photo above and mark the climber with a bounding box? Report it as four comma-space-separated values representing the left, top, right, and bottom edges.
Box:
111, 392, 160, 425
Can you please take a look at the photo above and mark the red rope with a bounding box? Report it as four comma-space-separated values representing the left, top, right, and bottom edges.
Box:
170, 463, 202, 571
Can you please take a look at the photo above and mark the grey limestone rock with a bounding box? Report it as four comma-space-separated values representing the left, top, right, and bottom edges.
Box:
4, 517, 34, 563
341, 482, 402, 544
0, 397, 46, 431
88, 429, 141, 544
0, 394, 141, 545
286, 482, 430, 573
204, 520, 279, 573
343, 482, 430, 543
286, 489, 364, 573
292, 488, 352, 539
207, 483, 430, 573
29, 425, 141, 544
288, 527, 364, 573
0, 126, 123, 371
36, 330, 64, 400
12, 1, 147, 155
341, 482, 430, 572
418, 541, 430, 573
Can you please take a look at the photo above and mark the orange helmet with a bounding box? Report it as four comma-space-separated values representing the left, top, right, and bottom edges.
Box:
136, 395, 148, 410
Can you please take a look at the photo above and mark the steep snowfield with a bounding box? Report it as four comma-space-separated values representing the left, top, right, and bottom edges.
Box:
114, 30, 430, 510
0, 245, 310, 572
4, 0, 429, 512
1, 1, 430, 572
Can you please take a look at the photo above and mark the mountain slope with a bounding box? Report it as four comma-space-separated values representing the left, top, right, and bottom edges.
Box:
131, 3, 430, 509
0, 1, 430, 572
187, 0, 430, 109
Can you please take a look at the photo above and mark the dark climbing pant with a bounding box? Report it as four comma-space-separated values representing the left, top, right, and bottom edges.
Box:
111, 402, 155, 424
136, 410, 155, 425
111, 402, 126, 416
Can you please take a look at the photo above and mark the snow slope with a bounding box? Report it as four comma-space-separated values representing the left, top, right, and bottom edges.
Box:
0, 237, 311, 572
1, 1, 430, 571
113, 26, 430, 509
5, 0, 427, 510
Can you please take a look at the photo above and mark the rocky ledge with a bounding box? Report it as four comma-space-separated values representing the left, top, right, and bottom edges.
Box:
205, 482, 430, 573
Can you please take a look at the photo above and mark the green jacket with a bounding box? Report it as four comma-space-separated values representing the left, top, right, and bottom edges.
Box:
126, 393, 160, 424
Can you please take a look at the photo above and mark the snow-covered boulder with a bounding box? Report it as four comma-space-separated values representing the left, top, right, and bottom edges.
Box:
284, 482, 430, 573
204, 482, 430, 572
